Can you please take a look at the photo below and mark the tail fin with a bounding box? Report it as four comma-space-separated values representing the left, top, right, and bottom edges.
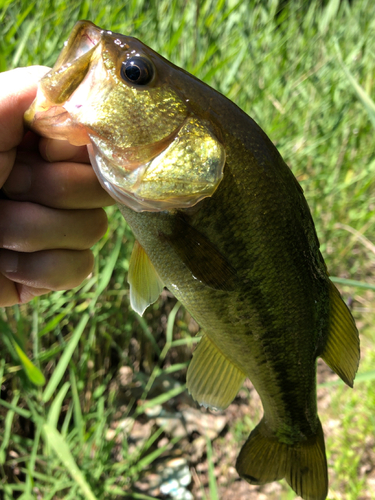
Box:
236, 418, 328, 500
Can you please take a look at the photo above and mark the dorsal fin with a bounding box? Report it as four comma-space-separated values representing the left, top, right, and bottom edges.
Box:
320, 280, 360, 387
127, 240, 164, 316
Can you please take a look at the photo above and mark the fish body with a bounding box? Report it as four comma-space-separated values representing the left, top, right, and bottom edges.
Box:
25, 21, 360, 500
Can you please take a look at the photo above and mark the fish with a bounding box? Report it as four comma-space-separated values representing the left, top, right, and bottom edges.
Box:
25, 20, 360, 500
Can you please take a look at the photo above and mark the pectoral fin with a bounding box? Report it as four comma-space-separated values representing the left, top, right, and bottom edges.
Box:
320, 280, 360, 387
128, 240, 164, 316
186, 333, 246, 410
161, 215, 236, 291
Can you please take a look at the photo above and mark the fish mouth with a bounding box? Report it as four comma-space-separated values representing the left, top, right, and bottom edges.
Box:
24, 21, 104, 145
38, 20, 103, 104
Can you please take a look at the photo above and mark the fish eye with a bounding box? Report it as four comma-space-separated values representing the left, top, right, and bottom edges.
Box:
121, 57, 154, 85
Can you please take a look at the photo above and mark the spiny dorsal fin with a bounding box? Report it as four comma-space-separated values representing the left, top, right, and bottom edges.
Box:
127, 240, 164, 316
320, 280, 360, 387
236, 418, 328, 500
186, 333, 246, 410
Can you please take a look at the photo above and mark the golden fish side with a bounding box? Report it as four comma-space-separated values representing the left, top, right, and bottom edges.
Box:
25, 21, 360, 500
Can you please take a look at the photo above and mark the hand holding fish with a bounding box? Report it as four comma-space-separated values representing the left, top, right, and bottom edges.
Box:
0, 66, 112, 306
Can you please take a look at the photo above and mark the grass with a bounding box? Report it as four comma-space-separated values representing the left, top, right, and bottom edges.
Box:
1, 0, 375, 498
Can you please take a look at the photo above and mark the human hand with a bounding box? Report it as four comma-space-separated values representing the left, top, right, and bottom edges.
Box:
0, 66, 114, 306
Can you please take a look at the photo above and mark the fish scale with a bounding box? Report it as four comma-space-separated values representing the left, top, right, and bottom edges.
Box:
25, 21, 359, 500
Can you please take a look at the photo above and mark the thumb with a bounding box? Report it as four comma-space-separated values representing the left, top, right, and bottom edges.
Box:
0, 66, 50, 186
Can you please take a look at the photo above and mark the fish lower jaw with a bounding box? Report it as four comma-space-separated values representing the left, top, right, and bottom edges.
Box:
87, 142, 217, 213
25, 99, 90, 145
101, 176, 163, 212
87, 143, 164, 212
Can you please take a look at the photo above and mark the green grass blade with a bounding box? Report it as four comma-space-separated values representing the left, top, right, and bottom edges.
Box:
24, 422, 42, 496
166, 301, 182, 345
42, 313, 89, 403
11, 18, 37, 67
335, 39, 375, 129
330, 277, 375, 291
0, 398, 31, 419
127, 494, 160, 500
70, 368, 84, 445
47, 381, 70, 429
0, 392, 20, 464
136, 384, 186, 414
319, 370, 375, 388
319, 0, 341, 32
38, 310, 73, 338
206, 436, 219, 500
94, 224, 125, 300
12, 338, 45, 386
135, 314, 161, 356
170, 337, 200, 347
1, 318, 45, 385
42, 423, 98, 500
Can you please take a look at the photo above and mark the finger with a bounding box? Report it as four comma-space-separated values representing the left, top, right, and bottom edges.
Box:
14, 285, 53, 305
0, 66, 50, 150
0, 273, 50, 306
0, 273, 22, 306
0, 248, 94, 292
0, 149, 16, 187
3, 153, 114, 209
0, 201, 108, 252
0, 66, 50, 186
39, 138, 90, 163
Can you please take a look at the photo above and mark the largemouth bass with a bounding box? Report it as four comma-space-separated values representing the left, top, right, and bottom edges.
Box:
25, 21, 360, 500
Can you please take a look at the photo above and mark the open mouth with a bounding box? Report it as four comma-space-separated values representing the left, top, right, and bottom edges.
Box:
55, 21, 102, 66
24, 21, 105, 144
39, 21, 103, 105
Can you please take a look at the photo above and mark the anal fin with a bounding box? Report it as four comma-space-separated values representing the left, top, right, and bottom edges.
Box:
186, 333, 246, 410
320, 280, 360, 387
127, 240, 164, 316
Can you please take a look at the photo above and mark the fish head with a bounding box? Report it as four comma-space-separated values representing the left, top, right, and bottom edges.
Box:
25, 21, 226, 212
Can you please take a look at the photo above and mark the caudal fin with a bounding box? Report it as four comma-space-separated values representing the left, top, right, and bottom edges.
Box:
236, 418, 328, 500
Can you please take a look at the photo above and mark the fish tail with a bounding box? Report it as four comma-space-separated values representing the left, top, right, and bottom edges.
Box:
236, 418, 328, 500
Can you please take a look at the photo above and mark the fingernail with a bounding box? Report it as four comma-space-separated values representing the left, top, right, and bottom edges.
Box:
3, 163, 32, 195
0, 250, 19, 273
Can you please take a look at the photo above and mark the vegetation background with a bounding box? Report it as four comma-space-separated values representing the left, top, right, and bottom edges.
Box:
1, 0, 375, 498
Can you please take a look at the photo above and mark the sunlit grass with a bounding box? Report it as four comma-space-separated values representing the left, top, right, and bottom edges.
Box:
1, 0, 375, 498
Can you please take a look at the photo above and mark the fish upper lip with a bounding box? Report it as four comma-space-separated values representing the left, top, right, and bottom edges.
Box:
35, 21, 103, 106
55, 20, 102, 68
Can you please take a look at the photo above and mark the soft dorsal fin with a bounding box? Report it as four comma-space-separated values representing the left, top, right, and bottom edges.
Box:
161, 215, 237, 291
186, 333, 246, 410
320, 280, 360, 387
127, 240, 164, 316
